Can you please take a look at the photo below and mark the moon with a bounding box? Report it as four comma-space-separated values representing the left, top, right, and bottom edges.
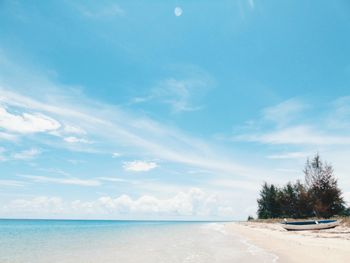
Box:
174, 7, 183, 17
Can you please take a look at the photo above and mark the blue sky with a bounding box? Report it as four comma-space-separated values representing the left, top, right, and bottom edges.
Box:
0, 0, 350, 220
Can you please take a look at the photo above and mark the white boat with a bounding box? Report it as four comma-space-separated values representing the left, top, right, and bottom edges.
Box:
281, 219, 339, 231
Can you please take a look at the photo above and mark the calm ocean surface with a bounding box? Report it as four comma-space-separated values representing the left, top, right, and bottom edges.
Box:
0, 220, 277, 263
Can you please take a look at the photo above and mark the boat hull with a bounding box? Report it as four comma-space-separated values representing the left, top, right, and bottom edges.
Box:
281, 220, 339, 231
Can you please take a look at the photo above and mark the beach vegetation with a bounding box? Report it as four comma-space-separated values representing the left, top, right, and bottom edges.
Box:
257, 183, 281, 219
257, 154, 346, 219
247, 215, 254, 221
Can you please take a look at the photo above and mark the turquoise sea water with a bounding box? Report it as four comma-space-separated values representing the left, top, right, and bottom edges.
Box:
0, 220, 277, 263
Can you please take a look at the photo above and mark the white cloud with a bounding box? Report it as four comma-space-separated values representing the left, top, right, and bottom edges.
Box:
12, 148, 41, 160
112, 152, 121, 158
1, 188, 234, 219
63, 136, 91, 144
23, 175, 101, 187
4, 196, 64, 214
0, 106, 60, 133
123, 161, 158, 172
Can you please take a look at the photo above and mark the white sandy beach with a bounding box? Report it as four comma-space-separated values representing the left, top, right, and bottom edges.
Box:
226, 222, 350, 263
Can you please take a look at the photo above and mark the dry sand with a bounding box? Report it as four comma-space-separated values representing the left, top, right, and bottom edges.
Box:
226, 221, 350, 263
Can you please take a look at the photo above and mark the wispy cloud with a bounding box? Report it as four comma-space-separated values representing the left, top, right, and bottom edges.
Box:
98, 177, 129, 183
0, 179, 26, 187
73, 2, 124, 19
123, 161, 158, 172
63, 136, 92, 144
267, 151, 310, 159
248, 0, 255, 9
237, 125, 350, 145
0, 148, 41, 161
210, 179, 260, 192
328, 96, 350, 129
0, 86, 257, 179
22, 175, 101, 187
0, 51, 303, 211
237, 0, 256, 19
13, 148, 41, 160
132, 76, 212, 113
262, 98, 308, 126
63, 125, 86, 135
0, 132, 17, 141
37, 168, 70, 176
234, 98, 350, 146
153, 78, 206, 112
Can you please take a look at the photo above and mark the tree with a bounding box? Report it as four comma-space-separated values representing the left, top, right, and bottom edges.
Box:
293, 180, 313, 218
343, 207, 350, 216
277, 181, 313, 218
256, 154, 346, 219
279, 182, 298, 218
257, 183, 281, 219
247, 215, 254, 221
304, 154, 345, 218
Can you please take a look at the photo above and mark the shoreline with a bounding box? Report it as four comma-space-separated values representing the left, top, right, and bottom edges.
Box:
226, 221, 350, 263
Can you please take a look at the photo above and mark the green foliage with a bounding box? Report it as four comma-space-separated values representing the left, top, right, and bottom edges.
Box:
257, 183, 281, 219
278, 182, 298, 218
304, 154, 346, 218
293, 181, 313, 218
247, 215, 254, 221
343, 207, 350, 216
257, 154, 346, 219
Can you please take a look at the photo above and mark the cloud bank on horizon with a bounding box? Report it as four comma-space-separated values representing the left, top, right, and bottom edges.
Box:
0, 0, 350, 219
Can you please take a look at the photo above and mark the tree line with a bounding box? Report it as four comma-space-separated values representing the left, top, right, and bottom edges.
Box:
257, 154, 349, 219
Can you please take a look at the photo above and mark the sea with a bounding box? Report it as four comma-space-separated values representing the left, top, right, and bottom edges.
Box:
0, 219, 278, 263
